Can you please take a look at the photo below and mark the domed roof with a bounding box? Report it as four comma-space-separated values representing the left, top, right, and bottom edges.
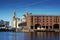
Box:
21, 15, 26, 19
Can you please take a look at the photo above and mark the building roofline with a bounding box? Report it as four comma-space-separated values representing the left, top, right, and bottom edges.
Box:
31, 14, 60, 16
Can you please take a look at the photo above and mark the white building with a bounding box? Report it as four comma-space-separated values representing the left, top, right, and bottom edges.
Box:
12, 11, 27, 28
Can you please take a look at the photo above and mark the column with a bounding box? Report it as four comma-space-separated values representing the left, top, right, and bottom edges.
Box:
48, 26, 50, 29
52, 26, 53, 30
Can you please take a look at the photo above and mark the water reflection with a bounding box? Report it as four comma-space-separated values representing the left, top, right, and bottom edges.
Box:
12, 32, 17, 40
27, 32, 60, 40
0, 32, 60, 40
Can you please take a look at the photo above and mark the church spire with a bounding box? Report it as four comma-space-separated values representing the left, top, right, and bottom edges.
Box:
13, 10, 16, 18
14, 10, 16, 16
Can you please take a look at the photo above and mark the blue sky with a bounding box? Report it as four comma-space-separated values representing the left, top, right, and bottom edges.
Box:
0, 0, 60, 25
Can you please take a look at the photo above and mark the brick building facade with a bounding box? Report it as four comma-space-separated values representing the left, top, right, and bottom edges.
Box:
26, 14, 60, 30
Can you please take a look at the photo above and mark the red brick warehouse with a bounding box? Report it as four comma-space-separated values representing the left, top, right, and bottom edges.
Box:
26, 13, 60, 30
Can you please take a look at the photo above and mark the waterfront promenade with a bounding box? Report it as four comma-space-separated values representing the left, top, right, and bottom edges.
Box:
0, 26, 60, 32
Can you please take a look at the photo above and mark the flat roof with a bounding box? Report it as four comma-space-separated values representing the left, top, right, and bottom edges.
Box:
31, 14, 60, 16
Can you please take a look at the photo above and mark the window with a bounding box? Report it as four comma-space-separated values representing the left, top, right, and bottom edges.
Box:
54, 21, 55, 22
58, 18, 59, 20
35, 16, 36, 17
47, 23, 48, 25
47, 19, 48, 20
50, 19, 52, 20
39, 16, 41, 17
43, 21, 44, 22
46, 16, 48, 18
31, 17, 33, 20
50, 21, 52, 22
57, 21, 59, 22
43, 16, 44, 17
43, 16, 44, 19
42, 26, 45, 28
47, 21, 48, 22
50, 26, 52, 29
43, 19, 44, 20
31, 20, 33, 22
35, 18, 36, 20
54, 19, 56, 20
